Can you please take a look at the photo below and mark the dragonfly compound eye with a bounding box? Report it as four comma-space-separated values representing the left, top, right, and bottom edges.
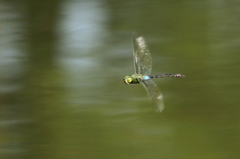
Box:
123, 76, 132, 84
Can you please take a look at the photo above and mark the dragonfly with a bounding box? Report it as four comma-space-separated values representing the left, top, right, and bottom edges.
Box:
123, 33, 185, 112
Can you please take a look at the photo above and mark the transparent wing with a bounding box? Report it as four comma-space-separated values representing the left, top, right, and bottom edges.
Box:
132, 32, 152, 76
140, 79, 164, 112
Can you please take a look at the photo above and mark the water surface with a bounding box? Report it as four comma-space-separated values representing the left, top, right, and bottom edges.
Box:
1, 1, 240, 159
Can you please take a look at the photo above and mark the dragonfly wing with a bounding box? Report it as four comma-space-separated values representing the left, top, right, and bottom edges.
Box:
140, 79, 164, 112
132, 32, 152, 76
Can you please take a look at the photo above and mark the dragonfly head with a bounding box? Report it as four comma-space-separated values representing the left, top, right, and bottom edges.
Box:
123, 75, 132, 85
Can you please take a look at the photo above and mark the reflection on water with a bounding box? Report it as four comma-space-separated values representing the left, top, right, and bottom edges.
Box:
1, 1, 240, 159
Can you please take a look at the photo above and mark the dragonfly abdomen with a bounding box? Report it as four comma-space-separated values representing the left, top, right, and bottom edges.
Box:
150, 74, 185, 78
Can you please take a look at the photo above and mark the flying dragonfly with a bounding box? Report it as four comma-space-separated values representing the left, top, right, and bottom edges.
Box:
123, 33, 185, 112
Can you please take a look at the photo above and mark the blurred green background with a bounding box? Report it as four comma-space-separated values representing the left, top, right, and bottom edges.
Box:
1, 0, 240, 159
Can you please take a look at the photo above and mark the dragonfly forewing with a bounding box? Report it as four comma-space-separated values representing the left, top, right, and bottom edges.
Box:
140, 79, 164, 112
132, 33, 152, 76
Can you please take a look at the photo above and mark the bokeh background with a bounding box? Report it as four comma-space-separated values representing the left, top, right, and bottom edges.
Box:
1, 0, 240, 159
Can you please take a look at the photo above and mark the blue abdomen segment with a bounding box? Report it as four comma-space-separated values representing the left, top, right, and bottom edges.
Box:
143, 76, 151, 80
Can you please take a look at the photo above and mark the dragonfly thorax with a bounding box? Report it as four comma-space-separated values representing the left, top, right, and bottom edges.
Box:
123, 74, 150, 85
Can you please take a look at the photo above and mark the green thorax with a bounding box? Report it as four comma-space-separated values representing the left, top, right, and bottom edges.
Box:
131, 74, 144, 83
124, 74, 145, 84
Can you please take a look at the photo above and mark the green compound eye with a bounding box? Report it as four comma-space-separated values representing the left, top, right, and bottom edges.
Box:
123, 76, 132, 85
